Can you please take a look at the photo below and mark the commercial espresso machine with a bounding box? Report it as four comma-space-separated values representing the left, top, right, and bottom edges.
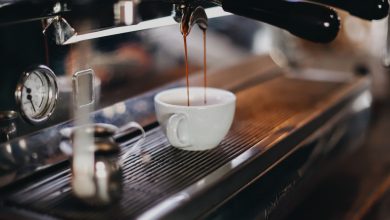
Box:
0, 0, 387, 219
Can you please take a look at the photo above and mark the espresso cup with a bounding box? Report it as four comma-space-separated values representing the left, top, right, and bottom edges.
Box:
154, 87, 236, 151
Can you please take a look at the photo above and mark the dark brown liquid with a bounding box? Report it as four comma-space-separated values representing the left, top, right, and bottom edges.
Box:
168, 97, 220, 107
203, 29, 207, 105
183, 35, 190, 107
182, 23, 207, 106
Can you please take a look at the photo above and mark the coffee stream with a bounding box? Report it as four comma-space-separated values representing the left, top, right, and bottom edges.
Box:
183, 35, 190, 107
182, 28, 207, 106
203, 30, 207, 105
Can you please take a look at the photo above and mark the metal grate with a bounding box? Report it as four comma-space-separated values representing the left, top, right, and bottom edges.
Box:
5, 77, 344, 219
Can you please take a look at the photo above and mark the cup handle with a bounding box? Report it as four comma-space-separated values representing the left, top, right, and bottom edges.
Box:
167, 114, 190, 148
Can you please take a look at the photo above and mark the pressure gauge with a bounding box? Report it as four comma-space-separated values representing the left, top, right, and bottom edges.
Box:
15, 65, 58, 124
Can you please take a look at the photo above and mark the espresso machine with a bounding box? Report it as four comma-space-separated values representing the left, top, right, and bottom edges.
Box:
0, 0, 387, 219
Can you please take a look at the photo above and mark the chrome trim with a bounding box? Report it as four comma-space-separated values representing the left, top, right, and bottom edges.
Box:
62, 7, 231, 45
72, 69, 95, 109
43, 16, 77, 45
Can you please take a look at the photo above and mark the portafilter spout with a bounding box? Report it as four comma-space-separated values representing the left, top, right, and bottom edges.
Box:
177, 5, 208, 36
190, 6, 208, 31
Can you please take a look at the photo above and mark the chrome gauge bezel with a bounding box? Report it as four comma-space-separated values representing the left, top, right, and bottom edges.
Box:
15, 65, 59, 124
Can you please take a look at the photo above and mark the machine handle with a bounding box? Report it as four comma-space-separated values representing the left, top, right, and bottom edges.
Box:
307, 0, 389, 20
221, 0, 340, 43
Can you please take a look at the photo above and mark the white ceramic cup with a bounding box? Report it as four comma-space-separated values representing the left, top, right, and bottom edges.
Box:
154, 87, 236, 151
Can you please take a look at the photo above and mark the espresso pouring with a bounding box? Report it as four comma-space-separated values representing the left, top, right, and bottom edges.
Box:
181, 11, 208, 107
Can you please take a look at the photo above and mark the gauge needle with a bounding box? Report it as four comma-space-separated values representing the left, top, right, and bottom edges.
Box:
25, 87, 36, 112
27, 94, 36, 112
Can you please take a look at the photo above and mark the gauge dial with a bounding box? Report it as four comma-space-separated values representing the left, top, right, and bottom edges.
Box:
15, 65, 58, 124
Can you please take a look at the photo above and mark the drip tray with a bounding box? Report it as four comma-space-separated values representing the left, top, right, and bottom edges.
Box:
3, 76, 366, 219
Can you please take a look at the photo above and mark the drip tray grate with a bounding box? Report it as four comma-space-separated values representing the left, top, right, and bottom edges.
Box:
5, 77, 345, 219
